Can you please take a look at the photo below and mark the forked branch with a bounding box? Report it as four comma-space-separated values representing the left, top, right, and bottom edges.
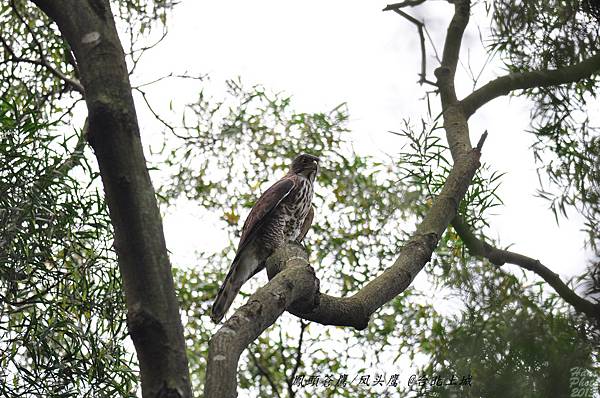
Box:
451, 216, 600, 321
206, 138, 486, 397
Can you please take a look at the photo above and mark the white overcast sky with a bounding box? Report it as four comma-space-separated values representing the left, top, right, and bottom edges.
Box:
130, 0, 592, 294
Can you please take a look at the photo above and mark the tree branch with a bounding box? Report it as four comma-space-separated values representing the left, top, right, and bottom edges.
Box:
437, 0, 470, 94
6, 56, 85, 94
388, 9, 431, 85
1, 4, 84, 95
383, 0, 427, 11
451, 215, 600, 320
288, 320, 306, 396
460, 52, 600, 118
206, 136, 485, 397
126, 26, 168, 76
10, 0, 44, 55
435, 0, 471, 161
205, 247, 320, 398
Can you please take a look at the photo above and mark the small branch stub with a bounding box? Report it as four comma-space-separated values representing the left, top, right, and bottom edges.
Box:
475, 130, 488, 152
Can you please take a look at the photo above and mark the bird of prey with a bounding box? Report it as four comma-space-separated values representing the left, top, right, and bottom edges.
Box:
211, 153, 320, 323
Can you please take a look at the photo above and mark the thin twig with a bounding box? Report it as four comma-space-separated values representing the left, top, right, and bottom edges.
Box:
423, 23, 441, 64
0, 119, 88, 255
249, 347, 282, 398
390, 9, 429, 85
6, 2, 84, 94
290, 321, 307, 384
0, 35, 17, 58
6, 56, 84, 94
133, 86, 200, 140
421, 78, 439, 87
134, 87, 177, 135
128, 27, 168, 76
132, 72, 206, 89
48, 97, 84, 126
10, 0, 44, 55
286, 320, 307, 397
383, 0, 427, 11
460, 52, 600, 118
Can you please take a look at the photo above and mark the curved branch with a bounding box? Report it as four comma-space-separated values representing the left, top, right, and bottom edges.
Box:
451, 215, 600, 320
8, 56, 84, 94
10, 0, 44, 54
388, 9, 431, 85
249, 348, 282, 398
460, 52, 600, 118
205, 140, 485, 397
437, 0, 470, 99
264, 245, 369, 329
0, 7, 84, 95
287, 320, 307, 397
205, 247, 320, 398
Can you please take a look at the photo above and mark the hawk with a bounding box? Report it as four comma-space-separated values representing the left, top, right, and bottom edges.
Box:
211, 153, 320, 323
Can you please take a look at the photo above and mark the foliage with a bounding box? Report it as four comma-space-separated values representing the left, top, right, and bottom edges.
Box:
414, 265, 597, 398
0, 0, 79, 123
0, 98, 137, 396
391, 120, 504, 232
0, 0, 173, 124
162, 79, 415, 294
486, 3, 600, 372
487, 0, 600, 249
0, 1, 176, 395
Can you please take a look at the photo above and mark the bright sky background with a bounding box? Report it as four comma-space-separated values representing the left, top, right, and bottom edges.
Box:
113, 0, 596, 395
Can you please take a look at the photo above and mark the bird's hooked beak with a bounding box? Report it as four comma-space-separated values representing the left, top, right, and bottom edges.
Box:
308, 158, 319, 181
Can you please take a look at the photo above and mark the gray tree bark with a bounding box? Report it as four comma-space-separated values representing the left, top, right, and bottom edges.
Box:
29, 1, 192, 397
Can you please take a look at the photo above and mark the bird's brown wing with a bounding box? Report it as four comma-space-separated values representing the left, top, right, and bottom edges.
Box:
233, 175, 297, 262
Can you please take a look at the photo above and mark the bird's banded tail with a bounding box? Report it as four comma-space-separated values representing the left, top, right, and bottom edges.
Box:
211, 263, 243, 324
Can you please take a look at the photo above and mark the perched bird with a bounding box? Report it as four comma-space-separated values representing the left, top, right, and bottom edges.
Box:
211, 153, 320, 323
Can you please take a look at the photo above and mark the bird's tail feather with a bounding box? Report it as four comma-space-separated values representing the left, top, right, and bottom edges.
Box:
211, 261, 244, 324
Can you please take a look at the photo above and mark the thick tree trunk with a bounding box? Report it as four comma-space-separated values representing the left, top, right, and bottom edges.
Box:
30, 1, 192, 396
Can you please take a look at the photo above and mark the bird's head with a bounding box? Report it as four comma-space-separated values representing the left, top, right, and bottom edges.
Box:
290, 153, 320, 181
